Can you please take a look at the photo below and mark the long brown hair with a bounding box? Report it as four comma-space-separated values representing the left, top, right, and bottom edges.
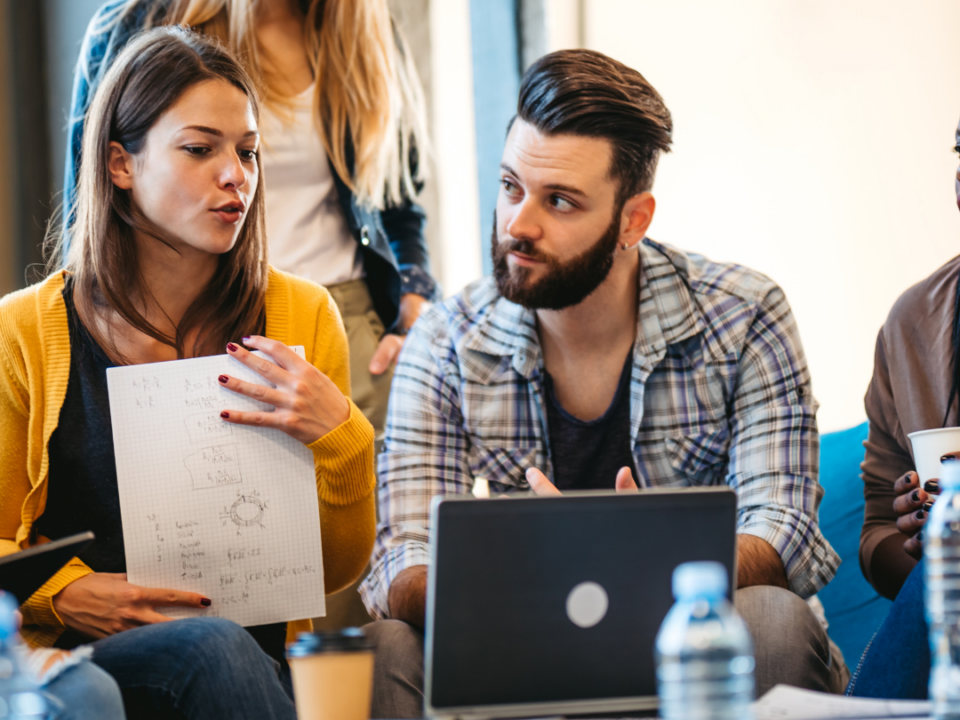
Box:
54, 25, 268, 363
107, 0, 428, 209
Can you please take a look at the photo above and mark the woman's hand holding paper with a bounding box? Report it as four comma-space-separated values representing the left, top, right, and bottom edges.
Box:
52, 573, 210, 639
219, 336, 351, 445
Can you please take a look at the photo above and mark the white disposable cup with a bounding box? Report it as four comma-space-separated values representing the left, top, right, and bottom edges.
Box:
907, 427, 960, 483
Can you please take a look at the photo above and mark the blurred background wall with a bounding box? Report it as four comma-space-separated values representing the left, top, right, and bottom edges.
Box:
581, 1, 960, 432
1, 0, 959, 432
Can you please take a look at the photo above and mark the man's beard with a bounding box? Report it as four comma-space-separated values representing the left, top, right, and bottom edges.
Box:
491, 209, 622, 311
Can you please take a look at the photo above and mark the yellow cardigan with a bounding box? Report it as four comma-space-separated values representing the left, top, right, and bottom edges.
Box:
0, 268, 376, 647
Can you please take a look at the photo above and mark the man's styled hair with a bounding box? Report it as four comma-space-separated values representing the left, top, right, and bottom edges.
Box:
517, 49, 673, 204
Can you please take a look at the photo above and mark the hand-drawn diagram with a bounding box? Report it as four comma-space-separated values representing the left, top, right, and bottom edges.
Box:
220, 491, 267, 533
108, 347, 325, 627
185, 444, 242, 490
184, 412, 233, 442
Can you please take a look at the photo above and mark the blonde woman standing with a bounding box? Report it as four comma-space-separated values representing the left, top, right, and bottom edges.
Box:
64, 0, 436, 439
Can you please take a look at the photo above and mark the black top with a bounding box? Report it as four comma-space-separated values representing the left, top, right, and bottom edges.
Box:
544, 353, 638, 491
40, 280, 287, 663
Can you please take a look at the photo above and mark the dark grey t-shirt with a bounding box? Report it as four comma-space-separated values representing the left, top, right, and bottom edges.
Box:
544, 353, 638, 490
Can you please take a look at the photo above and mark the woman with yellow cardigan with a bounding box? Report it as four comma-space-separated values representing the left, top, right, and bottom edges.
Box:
0, 26, 374, 719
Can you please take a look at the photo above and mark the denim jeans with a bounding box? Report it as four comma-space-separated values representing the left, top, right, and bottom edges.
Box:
44, 660, 126, 720
846, 560, 928, 698
90, 617, 296, 719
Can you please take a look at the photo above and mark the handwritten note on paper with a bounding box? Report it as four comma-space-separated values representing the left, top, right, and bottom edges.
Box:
106, 348, 325, 627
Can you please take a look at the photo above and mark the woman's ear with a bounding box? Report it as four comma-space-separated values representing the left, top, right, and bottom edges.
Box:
108, 141, 135, 190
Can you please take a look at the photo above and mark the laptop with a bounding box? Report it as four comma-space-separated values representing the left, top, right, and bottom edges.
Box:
424, 488, 737, 719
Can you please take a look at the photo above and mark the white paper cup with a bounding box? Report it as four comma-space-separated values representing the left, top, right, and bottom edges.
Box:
907, 428, 960, 483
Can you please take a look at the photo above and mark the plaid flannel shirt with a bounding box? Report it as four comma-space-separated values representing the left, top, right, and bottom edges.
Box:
360, 239, 839, 618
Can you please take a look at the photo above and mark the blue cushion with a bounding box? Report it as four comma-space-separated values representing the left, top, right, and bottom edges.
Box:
816, 422, 892, 667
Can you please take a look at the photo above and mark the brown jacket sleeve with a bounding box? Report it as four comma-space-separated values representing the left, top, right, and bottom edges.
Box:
860, 329, 915, 589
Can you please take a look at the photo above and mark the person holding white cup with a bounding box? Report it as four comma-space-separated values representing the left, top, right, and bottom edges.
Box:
849, 116, 960, 699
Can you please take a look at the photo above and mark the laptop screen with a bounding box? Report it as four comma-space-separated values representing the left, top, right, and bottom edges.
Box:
425, 489, 737, 716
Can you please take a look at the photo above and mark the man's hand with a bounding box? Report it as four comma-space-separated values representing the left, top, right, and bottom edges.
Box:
53, 573, 210, 639
525, 469, 788, 590
525, 467, 639, 495
369, 294, 432, 376
387, 565, 428, 632
737, 535, 789, 590
398, 293, 430, 332
369, 334, 404, 375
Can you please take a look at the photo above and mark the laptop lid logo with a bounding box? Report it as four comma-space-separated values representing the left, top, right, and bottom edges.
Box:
565, 581, 609, 628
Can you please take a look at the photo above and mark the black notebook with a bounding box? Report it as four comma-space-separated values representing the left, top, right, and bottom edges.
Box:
0, 532, 95, 605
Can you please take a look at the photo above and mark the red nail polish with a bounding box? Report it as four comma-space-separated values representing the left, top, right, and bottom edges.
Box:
201, 598, 212, 607
218, 375, 228, 384
226, 343, 239, 352
242, 336, 251, 342
220, 411, 230, 419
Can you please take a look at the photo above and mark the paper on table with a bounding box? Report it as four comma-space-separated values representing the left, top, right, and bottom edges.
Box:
106, 348, 325, 627
753, 685, 930, 720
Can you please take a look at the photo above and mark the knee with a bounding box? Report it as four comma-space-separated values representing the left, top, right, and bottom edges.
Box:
48, 661, 125, 720
736, 585, 829, 670
174, 617, 266, 669
366, 620, 423, 660
77, 662, 124, 707
365, 619, 423, 678
736, 586, 823, 642
366, 620, 424, 719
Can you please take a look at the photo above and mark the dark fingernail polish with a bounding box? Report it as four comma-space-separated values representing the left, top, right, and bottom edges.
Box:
220, 411, 230, 419
218, 375, 228, 384
905, 473, 915, 486
925, 480, 940, 494
917, 509, 926, 520
201, 598, 212, 607
917, 531, 924, 542
941, 454, 960, 463
912, 490, 920, 502
226, 342, 239, 352
924, 501, 934, 512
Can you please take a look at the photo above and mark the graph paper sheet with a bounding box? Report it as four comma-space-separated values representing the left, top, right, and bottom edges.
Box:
106, 348, 325, 627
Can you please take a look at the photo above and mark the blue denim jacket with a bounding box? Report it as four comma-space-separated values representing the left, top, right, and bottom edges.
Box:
62, 0, 438, 331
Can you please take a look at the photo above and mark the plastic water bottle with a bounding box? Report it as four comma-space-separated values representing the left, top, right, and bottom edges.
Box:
0, 592, 47, 719
926, 459, 960, 719
655, 561, 755, 720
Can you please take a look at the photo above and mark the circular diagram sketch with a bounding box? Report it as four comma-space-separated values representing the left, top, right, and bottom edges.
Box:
223, 494, 266, 528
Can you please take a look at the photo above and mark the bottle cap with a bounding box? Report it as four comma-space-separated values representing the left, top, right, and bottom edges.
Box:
285, 627, 373, 658
941, 459, 960, 488
0, 591, 19, 640
672, 561, 728, 600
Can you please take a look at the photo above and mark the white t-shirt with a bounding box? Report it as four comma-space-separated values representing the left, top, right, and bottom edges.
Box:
259, 86, 363, 287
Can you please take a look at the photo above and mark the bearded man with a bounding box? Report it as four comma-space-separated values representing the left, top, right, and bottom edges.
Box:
359, 49, 848, 718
